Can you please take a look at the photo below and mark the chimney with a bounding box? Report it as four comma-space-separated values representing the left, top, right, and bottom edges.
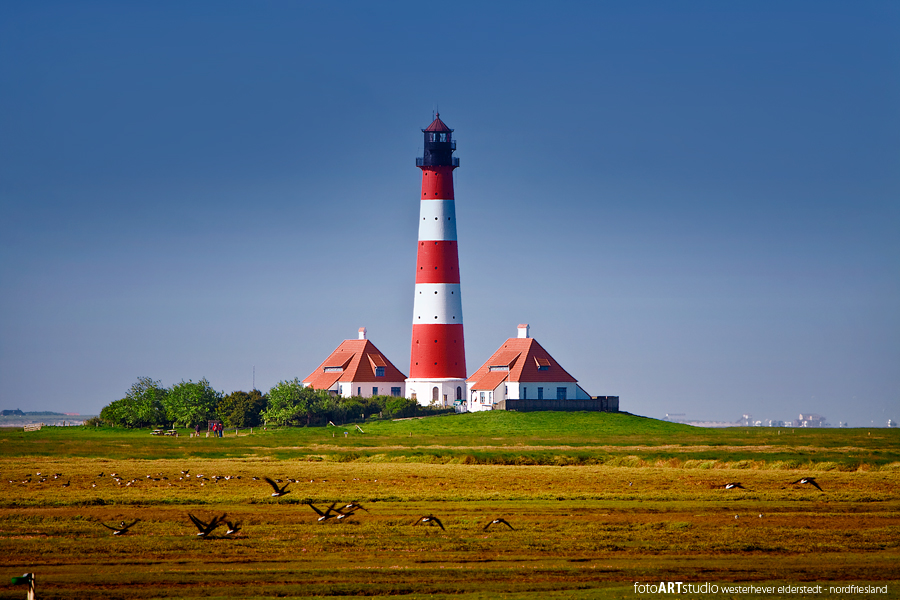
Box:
358, 327, 367, 340
517, 324, 530, 339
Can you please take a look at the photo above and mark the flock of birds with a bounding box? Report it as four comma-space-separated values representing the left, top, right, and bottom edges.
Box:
94, 498, 511, 539
11, 469, 828, 538
29, 471, 520, 538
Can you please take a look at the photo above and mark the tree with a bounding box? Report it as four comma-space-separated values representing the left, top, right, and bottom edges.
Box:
163, 378, 222, 427
218, 389, 268, 428
100, 377, 168, 427
384, 396, 418, 419
262, 379, 329, 426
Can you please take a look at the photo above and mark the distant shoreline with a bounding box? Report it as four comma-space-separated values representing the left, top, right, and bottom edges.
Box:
0, 415, 98, 427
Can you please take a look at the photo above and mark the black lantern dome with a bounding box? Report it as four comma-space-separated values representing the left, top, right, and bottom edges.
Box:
417, 113, 458, 168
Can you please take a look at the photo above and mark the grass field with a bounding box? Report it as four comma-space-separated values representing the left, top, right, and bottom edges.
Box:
1, 412, 898, 599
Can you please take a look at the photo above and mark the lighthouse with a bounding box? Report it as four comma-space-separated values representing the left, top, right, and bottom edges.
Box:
406, 113, 467, 407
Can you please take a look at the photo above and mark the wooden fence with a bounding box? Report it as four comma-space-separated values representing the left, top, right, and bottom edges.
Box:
496, 396, 619, 413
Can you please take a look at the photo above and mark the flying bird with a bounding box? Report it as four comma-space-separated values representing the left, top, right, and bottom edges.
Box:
99, 519, 140, 536
188, 513, 226, 538
340, 502, 368, 514
264, 477, 290, 497
334, 502, 368, 521
413, 515, 445, 530
790, 477, 823, 491
306, 502, 340, 522
724, 482, 747, 490
483, 518, 514, 531
224, 520, 242, 536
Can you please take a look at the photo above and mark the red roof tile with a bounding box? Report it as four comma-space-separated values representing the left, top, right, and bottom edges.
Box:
467, 338, 577, 386
303, 370, 343, 391
303, 339, 407, 390
424, 113, 452, 133
470, 370, 508, 391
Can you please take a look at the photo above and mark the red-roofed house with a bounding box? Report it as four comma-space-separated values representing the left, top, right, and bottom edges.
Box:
302, 328, 407, 398
465, 324, 591, 412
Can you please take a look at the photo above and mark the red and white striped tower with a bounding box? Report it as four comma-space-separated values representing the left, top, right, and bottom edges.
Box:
406, 113, 466, 407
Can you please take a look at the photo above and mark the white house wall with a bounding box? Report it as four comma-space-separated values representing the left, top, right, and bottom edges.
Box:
338, 382, 406, 398
466, 381, 505, 412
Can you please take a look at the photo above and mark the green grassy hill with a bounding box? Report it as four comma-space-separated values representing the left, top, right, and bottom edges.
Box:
3, 411, 898, 469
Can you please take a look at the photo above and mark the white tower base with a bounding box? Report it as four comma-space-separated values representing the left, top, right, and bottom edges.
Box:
406, 378, 467, 409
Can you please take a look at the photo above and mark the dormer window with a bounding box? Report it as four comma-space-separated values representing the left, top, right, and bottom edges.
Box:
375, 367, 385, 377
535, 357, 551, 371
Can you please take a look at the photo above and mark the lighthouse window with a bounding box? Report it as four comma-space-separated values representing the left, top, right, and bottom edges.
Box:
439, 133, 447, 142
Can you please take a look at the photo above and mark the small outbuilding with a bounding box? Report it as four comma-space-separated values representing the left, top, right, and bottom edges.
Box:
302, 328, 406, 398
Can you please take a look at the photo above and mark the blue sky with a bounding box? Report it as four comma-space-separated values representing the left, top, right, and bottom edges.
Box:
1, 2, 897, 426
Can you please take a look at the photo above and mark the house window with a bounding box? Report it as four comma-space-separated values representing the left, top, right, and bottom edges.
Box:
480, 392, 485, 403
538, 387, 543, 400
357, 387, 361, 396
391, 387, 401, 397
373, 387, 379, 396
523, 387, 527, 399
375, 367, 385, 377
557, 387, 567, 400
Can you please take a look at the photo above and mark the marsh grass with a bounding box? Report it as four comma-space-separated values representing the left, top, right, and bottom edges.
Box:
0, 414, 897, 598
